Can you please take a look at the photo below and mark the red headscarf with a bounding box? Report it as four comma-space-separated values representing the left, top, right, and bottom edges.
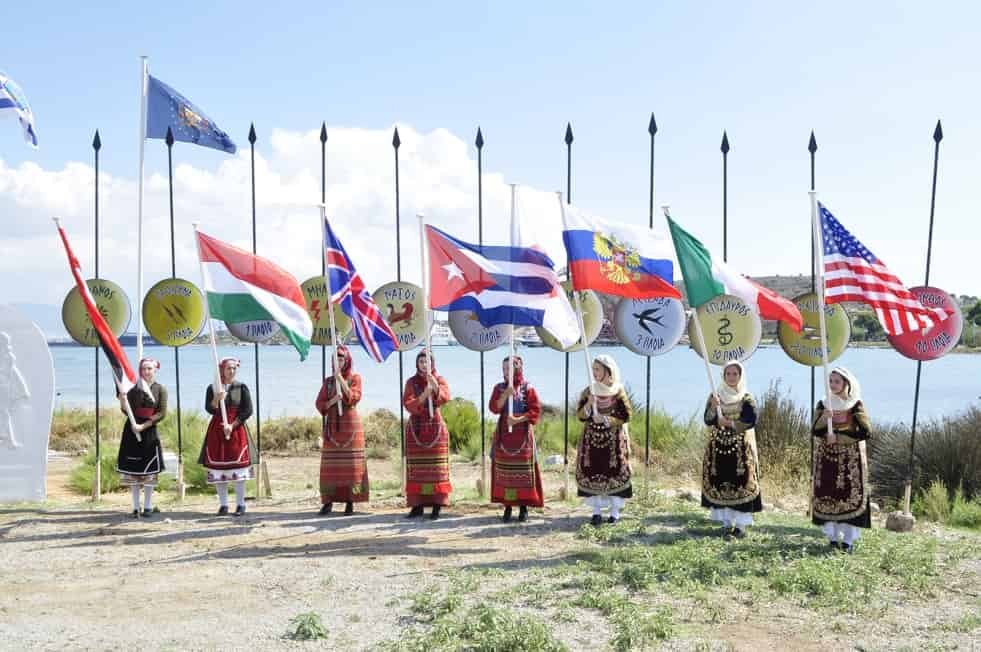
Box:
503, 355, 524, 386
332, 345, 353, 378
139, 358, 161, 370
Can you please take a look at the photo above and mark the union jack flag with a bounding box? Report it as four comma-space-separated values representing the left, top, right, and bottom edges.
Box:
818, 202, 949, 336
324, 220, 399, 362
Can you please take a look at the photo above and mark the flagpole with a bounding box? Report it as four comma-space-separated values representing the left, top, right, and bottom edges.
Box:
92, 130, 102, 501
645, 113, 657, 500
475, 127, 487, 497
663, 206, 717, 397
507, 184, 517, 433
417, 214, 434, 417
321, 204, 343, 417
192, 223, 230, 430
136, 56, 148, 364
808, 192, 834, 418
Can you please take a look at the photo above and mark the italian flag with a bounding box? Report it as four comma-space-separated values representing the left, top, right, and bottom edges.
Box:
196, 230, 313, 359
666, 215, 803, 332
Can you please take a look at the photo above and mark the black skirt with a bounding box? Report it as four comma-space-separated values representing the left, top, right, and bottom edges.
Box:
117, 421, 164, 476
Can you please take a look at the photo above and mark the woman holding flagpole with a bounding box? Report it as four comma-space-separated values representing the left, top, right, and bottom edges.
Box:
201, 357, 254, 516
575, 354, 633, 525
489, 355, 543, 521
316, 345, 369, 515
117, 358, 167, 518
811, 367, 872, 553
402, 350, 452, 519
700, 361, 762, 538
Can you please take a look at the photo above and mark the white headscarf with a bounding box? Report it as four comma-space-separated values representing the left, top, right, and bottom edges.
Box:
591, 354, 623, 397
826, 366, 861, 411
717, 361, 747, 405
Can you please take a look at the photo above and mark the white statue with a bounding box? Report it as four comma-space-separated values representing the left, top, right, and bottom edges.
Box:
0, 331, 30, 449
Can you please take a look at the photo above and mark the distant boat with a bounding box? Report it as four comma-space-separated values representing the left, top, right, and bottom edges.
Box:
118, 333, 158, 346
430, 323, 457, 346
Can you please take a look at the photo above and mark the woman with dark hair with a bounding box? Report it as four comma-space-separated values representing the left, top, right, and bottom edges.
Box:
316, 345, 368, 516
489, 355, 543, 522
402, 351, 452, 519
202, 357, 253, 516
117, 357, 167, 518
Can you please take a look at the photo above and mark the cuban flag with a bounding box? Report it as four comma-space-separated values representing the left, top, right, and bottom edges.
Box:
425, 225, 579, 348
324, 220, 399, 362
0, 71, 39, 148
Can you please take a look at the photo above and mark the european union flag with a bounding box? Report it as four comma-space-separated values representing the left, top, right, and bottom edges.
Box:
145, 75, 236, 154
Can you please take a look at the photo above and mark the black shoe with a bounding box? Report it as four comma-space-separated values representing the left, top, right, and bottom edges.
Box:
843, 543, 854, 554
344, 502, 354, 516
406, 506, 424, 519
234, 505, 246, 517
141, 508, 155, 518
217, 505, 229, 516
608, 516, 619, 525
829, 540, 841, 550
430, 506, 442, 520
319, 503, 333, 516
590, 514, 603, 527
518, 506, 528, 522
731, 528, 746, 539
131, 509, 140, 519
503, 506, 513, 522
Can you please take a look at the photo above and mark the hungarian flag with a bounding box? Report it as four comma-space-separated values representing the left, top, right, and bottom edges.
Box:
55, 223, 136, 393
666, 214, 803, 332
196, 230, 313, 360
561, 203, 681, 299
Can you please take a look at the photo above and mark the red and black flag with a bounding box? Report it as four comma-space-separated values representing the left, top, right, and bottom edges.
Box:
55, 222, 136, 394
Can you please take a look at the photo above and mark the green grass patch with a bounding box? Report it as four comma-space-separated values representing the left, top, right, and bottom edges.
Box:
284, 612, 329, 641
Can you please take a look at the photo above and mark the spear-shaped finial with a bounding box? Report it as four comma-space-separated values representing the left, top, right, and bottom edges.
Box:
165, 127, 174, 147
248, 123, 257, 144
564, 122, 574, 145
933, 120, 943, 143
808, 130, 817, 154
92, 130, 101, 151
648, 113, 657, 136
320, 122, 327, 143
392, 126, 401, 149
721, 131, 730, 154
475, 127, 484, 149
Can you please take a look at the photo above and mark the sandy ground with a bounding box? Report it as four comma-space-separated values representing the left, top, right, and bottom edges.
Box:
0, 454, 978, 651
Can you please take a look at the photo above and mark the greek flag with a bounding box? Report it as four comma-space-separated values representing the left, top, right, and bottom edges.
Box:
0, 72, 38, 148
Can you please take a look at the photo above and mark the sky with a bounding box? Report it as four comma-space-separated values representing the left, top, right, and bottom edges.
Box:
2, 0, 980, 314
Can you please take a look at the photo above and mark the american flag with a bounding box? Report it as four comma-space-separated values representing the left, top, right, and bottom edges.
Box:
818, 202, 949, 336
324, 220, 399, 362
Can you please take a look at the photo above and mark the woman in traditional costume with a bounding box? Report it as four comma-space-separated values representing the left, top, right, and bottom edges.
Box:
489, 355, 543, 522
202, 357, 253, 516
811, 367, 872, 553
315, 345, 368, 516
117, 358, 167, 518
402, 350, 451, 519
575, 354, 632, 526
701, 361, 762, 538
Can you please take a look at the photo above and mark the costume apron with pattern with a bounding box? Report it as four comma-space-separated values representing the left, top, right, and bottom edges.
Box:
317, 373, 369, 503
201, 382, 253, 484
489, 381, 544, 507
402, 373, 452, 507
811, 401, 872, 528
117, 383, 166, 486
700, 394, 763, 513
575, 388, 633, 499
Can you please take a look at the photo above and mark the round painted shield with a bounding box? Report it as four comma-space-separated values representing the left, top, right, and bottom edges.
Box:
614, 297, 686, 356
142, 278, 206, 347
226, 319, 280, 343
536, 282, 602, 352
301, 276, 353, 346
887, 286, 963, 361
62, 279, 131, 347
372, 281, 428, 351
448, 310, 510, 352
688, 294, 762, 365
778, 292, 850, 366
